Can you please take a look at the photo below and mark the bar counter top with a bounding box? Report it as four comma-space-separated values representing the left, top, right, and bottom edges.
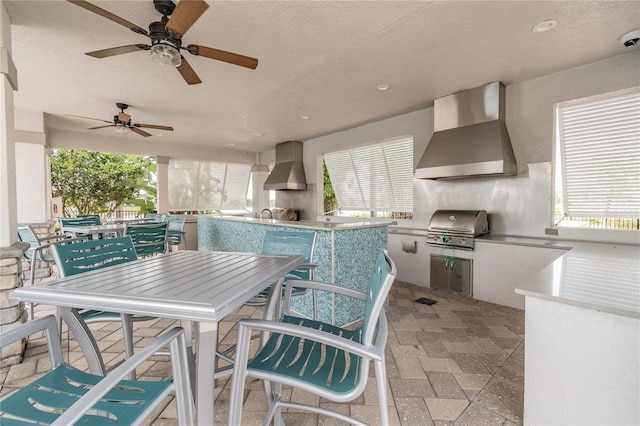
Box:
198, 215, 391, 230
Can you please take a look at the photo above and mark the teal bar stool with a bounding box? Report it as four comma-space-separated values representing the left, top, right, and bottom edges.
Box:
51, 236, 156, 377
125, 222, 169, 258
163, 215, 187, 250
228, 250, 397, 426
0, 315, 194, 425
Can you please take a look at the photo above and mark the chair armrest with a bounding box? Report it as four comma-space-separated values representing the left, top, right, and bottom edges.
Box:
52, 327, 191, 426
296, 263, 316, 270
34, 237, 88, 262
284, 279, 367, 300
1, 314, 60, 347
238, 316, 386, 361
1, 315, 65, 368
35, 234, 69, 244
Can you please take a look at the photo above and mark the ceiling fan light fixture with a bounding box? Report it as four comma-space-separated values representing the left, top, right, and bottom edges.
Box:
115, 122, 131, 135
150, 42, 181, 67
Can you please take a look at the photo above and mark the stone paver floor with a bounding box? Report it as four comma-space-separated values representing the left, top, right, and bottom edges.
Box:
1, 278, 524, 425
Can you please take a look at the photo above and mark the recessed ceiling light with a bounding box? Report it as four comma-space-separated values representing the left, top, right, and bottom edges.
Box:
532, 19, 557, 33
377, 84, 390, 91
156, 133, 163, 137
300, 115, 310, 120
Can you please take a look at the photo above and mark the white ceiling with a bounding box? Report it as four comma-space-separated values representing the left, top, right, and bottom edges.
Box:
5, 0, 639, 153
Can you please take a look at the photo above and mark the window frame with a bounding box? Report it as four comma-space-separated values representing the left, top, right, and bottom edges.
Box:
167, 159, 252, 212
322, 136, 414, 218
552, 86, 640, 231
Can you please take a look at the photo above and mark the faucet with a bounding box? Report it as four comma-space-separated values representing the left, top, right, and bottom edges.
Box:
260, 208, 272, 220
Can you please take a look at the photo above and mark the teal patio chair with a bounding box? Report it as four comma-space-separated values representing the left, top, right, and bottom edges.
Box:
0, 315, 194, 425
76, 214, 101, 220
17, 224, 86, 319
228, 250, 397, 426
163, 215, 187, 250
51, 236, 155, 377
245, 230, 317, 307
217, 231, 318, 367
144, 212, 166, 222
125, 222, 169, 258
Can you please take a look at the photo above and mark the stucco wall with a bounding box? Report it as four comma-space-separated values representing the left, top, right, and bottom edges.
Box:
278, 51, 640, 238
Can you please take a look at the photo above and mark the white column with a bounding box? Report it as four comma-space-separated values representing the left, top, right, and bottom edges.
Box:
156, 156, 169, 214
251, 164, 270, 215
15, 129, 48, 223
0, 1, 17, 246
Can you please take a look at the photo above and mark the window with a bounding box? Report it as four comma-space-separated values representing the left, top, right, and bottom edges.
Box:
168, 159, 251, 211
554, 87, 640, 229
324, 137, 413, 217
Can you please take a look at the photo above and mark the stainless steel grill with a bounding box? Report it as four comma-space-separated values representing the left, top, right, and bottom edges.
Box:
426, 210, 489, 250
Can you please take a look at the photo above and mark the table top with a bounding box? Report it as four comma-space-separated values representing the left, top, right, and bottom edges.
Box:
11, 250, 304, 322
61, 223, 126, 233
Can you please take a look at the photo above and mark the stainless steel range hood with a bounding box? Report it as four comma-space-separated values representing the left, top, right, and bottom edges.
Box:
415, 82, 517, 179
264, 140, 307, 190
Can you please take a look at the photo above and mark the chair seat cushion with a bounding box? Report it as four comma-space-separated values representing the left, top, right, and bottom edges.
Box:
247, 315, 363, 395
0, 364, 172, 425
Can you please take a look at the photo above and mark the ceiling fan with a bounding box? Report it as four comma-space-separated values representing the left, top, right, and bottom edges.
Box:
67, 0, 259, 85
68, 103, 174, 137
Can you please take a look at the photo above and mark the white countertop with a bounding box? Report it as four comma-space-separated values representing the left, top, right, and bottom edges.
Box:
515, 242, 640, 318
199, 215, 391, 230
476, 234, 574, 249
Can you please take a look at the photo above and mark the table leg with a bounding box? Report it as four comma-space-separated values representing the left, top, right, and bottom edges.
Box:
180, 320, 197, 397
59, 307, 106, 375
197, 321, 218, 425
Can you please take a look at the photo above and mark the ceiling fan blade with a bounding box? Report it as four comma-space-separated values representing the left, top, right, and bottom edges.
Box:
176, 56, 202, 85
65, 114, 112, 124
118, 112, 131, 123
131, 127, 152, 137
86, 44, 150, 59
67, 0, 148, 36
134, 124, 174, 131
185, 44, 258, 69
88, 125, 115, 130
166, 0, 209, 38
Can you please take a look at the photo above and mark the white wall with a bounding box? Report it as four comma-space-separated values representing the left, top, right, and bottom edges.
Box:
287, 52, 640, 241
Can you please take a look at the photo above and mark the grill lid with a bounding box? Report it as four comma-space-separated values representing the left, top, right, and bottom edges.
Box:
428, 210, 489, 235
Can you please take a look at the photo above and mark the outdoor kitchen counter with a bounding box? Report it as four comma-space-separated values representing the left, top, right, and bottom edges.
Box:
197, 216, 389, 326
514, 241, 639, 318
199, 215, 390, 230
514, 241, 639, 426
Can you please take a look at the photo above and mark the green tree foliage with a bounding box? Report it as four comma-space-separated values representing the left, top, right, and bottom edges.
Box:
50, 149, 155, 216
323, 161, 338, 215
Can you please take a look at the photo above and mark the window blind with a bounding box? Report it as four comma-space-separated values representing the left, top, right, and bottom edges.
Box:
168, 159, 251, 211
558, 88, 640, 218
324, 137, 413, 212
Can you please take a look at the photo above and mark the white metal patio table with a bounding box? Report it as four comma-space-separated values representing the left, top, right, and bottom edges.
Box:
60, 223, 126, 239
10, 250, 304, 425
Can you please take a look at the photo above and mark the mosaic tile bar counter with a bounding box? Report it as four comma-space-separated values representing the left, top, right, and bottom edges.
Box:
198, 216, 389, 326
